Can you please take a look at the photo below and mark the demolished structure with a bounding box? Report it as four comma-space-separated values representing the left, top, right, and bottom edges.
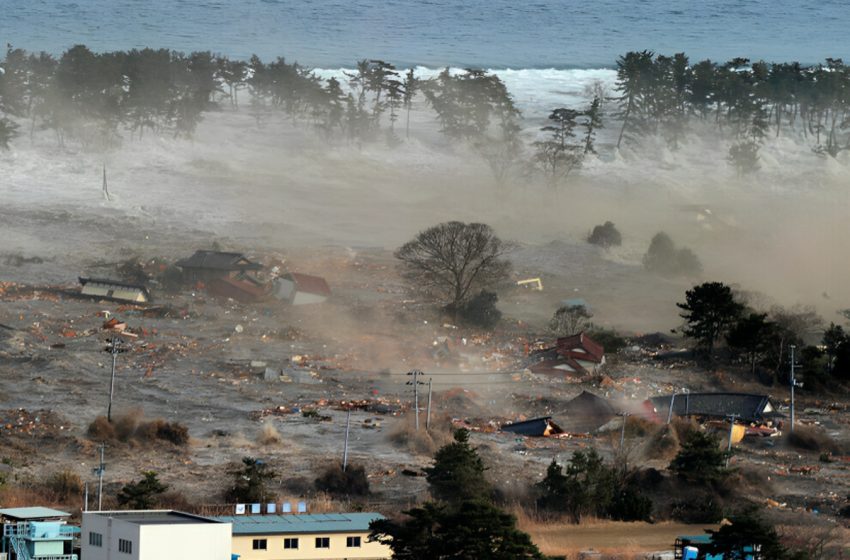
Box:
78, 277, 151, 303
528, 332, 605, 376
273, 272, 331, 305
175, 250, 263, 283
501, 416, 564, 437
559, 390, 618, 433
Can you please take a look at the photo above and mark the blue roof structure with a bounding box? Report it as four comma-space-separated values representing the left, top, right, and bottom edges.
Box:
215, 513, 384, 535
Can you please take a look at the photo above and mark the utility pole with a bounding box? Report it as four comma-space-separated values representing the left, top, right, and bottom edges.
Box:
84, 482, 89, 512
789, 345, 802, 434
104, 337, 125, 422
342, 409, 351, 472
426, 378, 433, 431
102, 163, 110, 201
406, 370, 424, 431
666, 393, 677, 424
725, 414, 738, 467
618, 412, 631, 450
94, 443, 106, 511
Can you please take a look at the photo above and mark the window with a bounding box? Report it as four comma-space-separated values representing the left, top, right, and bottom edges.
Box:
283, 538, 299, 549
347, 536, 362, 548
88, 532, 103, 547
315, 537, 330, 549
118, 539, 132, 554
252, 539, 268, 550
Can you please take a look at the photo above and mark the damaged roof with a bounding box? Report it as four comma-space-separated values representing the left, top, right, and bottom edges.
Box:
208, 276, 270, 302
558, 390, 618, 433
175, 250, 262, 271
555, 332, 605, 363
649, 392, 775, 423
501, 416, 564, 437
286, 272, 332, 297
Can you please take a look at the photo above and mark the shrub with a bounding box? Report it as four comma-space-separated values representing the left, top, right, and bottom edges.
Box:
225, 457, 277, 504
671, 493, 723, 523
643, 232, 702, 277
315, 463, 370, 497
587, 328, 628, 353
609, 485, 653, 521
456, 290, 502, 329
587, 221, 622, 248
87, 413, 189, 446
45, 470, 83, 502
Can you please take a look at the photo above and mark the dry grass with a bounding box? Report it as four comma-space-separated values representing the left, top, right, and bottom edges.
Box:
87, 409, 189, 447
640, 418, 699, 463
388, 414, 454, 456
257, 421, 282, 445
514, 511, 718, 558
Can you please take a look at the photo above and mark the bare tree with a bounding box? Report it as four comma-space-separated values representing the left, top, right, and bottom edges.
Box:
395, 221, 512, 312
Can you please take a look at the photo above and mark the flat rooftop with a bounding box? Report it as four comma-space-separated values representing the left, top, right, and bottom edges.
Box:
90, 511, 222, 525
215, 513, 384, 535
0, 507, 71, 520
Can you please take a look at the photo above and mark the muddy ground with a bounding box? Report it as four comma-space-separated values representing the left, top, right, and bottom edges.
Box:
0, 209, 848, 546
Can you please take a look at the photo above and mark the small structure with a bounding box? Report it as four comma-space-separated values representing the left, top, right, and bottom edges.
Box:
79, 277, 151, 303
529, 332, 605, 376
175, 251, 262, 283
674, 534, 752, 560
649, 393, 776, 424
0, 507, 79, 560
214, 512, 390, 560
501, 416, 564, 437
273, 273, 331, 305
82, 510, 231, 560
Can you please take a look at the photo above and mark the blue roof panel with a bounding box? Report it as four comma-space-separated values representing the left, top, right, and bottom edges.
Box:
215, 513, 384, 535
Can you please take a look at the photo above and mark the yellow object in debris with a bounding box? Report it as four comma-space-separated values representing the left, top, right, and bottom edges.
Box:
517, 278, 543, 291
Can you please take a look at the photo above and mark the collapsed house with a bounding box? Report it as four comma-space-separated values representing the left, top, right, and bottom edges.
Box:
78, 277, 151, 303
648, 392, 776, 424
528, 332, 605, 376
559, 390, 618, 433
273, 272, 331, 305
207, 275, 270, 303
175, 250, 263, 283
501, 416, 564, 437
176, 250, 269, 302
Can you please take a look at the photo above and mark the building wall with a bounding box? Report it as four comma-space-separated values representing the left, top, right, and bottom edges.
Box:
232, 531, 390, 560
82, 514, 141, 560
29, 539, 64, 556
138, 523, 232, 560
82, 514, 231, 560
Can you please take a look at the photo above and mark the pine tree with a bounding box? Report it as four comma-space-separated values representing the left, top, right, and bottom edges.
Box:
117, 471, 168, 509
424, 429, 491, 504
669, 430, 729, 484
677, 282, 744, 357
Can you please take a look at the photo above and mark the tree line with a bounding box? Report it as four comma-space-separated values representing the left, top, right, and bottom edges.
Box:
2, 45, 849, 180
614, 51, 850, 172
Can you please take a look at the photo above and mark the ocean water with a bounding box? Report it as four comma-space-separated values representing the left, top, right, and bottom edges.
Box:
1, 0, 848, 70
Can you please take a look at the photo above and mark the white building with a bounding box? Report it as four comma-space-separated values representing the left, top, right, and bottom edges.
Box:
81, 511, 231, 560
